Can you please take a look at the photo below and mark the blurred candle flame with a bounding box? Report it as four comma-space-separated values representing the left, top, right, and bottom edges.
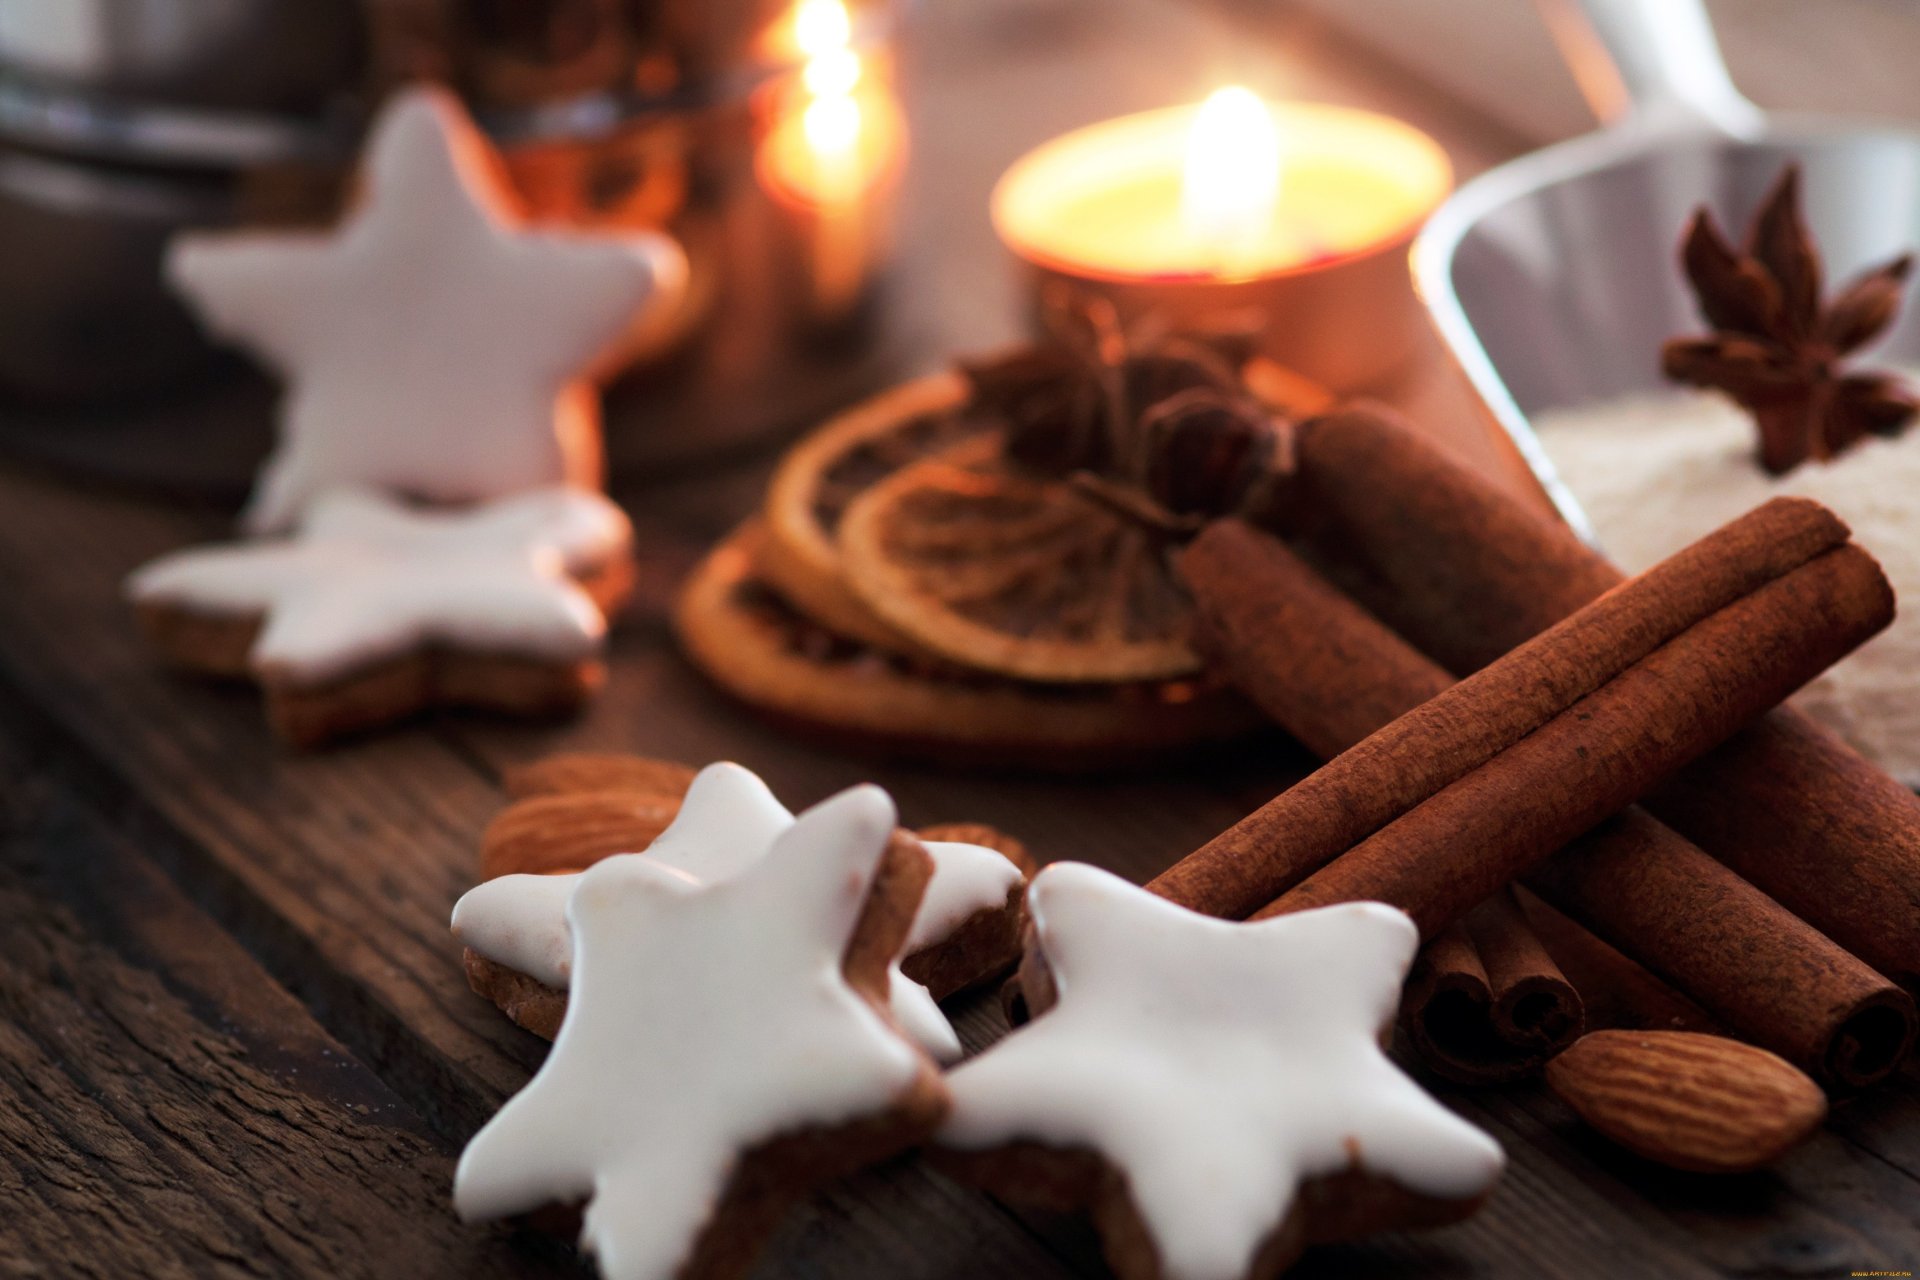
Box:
796, 0, 861, 177
793, 0, 852, 56
759, 0, 902, 215
803, 93, 862, 159
1180, 86, 1280, 274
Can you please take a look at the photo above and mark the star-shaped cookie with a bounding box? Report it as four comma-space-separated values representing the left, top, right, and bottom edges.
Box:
936, 863, 1504, 1280
453, 761, 1027, 1061
455, 783, 947, 1280
127, 485, 633, 745
169, 85, 686, 533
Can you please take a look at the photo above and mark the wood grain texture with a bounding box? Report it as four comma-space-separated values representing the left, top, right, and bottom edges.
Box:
0, 744, 574, 1280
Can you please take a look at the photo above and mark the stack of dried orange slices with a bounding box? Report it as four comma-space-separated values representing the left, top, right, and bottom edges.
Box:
673, 329, 1331, 770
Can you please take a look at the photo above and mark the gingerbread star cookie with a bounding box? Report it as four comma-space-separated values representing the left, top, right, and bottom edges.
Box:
454, 784, 947, 1280
168, 84, 686, 533
935, 863, 1505, 1280
127, 486, 633, 746
453, 761, 1028, 1062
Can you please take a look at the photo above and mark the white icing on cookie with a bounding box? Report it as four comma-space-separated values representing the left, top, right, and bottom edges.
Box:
127, 485, 628, 685
912, 840, 1023, 951
455, 785, 930, 1280
940, 863, 1504, 1280
167, 85, 687, 533
451, 762, 1018, 1064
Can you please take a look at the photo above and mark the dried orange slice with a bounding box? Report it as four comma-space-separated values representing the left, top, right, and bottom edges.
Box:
673, 523, 1260, 769
763, 348, 1329, 677
836, 434, 1202, 682
760, 370, 986, 651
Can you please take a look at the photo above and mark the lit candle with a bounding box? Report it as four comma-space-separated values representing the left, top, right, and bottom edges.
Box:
758, 0, 905, 212
755, 0, 907, 320
993, 90, 1452, 388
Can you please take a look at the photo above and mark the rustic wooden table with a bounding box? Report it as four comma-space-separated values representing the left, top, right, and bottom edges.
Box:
4, 1, 1919, 1276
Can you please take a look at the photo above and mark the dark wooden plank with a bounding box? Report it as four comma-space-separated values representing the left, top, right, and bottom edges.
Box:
0, 477, 546, 1134
0, 736, 577, 1280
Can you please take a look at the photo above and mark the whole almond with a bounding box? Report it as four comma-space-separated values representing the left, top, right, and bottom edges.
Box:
1545, 1030, 1826, 1173
503, 753, 699, 801
480, 791, 683, 879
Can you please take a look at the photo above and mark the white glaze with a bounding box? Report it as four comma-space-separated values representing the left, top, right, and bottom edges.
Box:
911, 840, 1023, 952
127, 485, 628, 685
455, 785, 928, 1280
940, 863, 1504, 1280
167, 85, 687, 533
451, 763, 1023, 1064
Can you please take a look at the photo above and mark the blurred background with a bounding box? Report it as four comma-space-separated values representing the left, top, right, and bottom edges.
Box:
1, 0, 1915, 492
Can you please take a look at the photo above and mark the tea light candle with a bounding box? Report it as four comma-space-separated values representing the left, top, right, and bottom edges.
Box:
993, 89, 1452, 389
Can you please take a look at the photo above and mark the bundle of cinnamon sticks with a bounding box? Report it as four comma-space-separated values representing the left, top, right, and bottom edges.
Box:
1144, 406, 1920, 1091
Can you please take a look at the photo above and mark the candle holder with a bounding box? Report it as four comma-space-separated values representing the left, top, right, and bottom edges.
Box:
993, 100, 1452, 392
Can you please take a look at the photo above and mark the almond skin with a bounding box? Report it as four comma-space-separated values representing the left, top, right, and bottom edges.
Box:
480, 791, 683, 879
1545, 1030, 1826, 1173
502, 753, 698, 801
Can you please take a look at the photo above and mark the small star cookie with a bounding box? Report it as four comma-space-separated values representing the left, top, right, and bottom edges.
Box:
454, 783, 947, 1280
453, 761, 1029, 1062
168, 85, 686, 533
127, 485, 632, 745
935, 862, 1505, 1280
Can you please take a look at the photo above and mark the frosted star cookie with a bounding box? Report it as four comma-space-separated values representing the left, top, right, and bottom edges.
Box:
168, 85, 686, 533
454, 761, 1030, 1062
127, 486, 632, 746
935, 863, 1504, 1280
454, 784, 947, 1280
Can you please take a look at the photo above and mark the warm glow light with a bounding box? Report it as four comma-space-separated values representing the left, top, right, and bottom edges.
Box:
758, 0, 902, 211
803, 93, 862, 158
803, 46, 862, 97
795, 0, 861, 176
794, 0, 852, 58
1181, 86, 1280, 272
992, 100, 1450, 281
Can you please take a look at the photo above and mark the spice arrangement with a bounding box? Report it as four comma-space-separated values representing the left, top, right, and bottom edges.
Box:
1542, 166, 1920, 786
674, 306, 1330, 769
442, 375, 1920, 1277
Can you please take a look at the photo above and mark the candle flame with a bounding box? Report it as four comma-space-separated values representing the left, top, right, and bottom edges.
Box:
760, 0, 902, 209
798, 0, 862, 180
794, 0, 853, 58
1180, 86, 1280, 274
803, 93, 862, 157
803, 46, 862, 97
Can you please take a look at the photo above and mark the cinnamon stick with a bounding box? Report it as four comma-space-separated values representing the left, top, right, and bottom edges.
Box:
1178, 518, 1578, 1080
1177, 517, 1914, 1088
1290, 405, 1920, 993
1514, 891, 1723, 1039
1526, 809, 1915, 1087
1259, 543, 1888, 934
1401, 890, 1583, 1084
1152, 497, 1851, 920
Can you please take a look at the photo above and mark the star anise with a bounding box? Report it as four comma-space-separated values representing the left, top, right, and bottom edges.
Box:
956, 292, 1291, 530
1663, 164, 1918, 475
